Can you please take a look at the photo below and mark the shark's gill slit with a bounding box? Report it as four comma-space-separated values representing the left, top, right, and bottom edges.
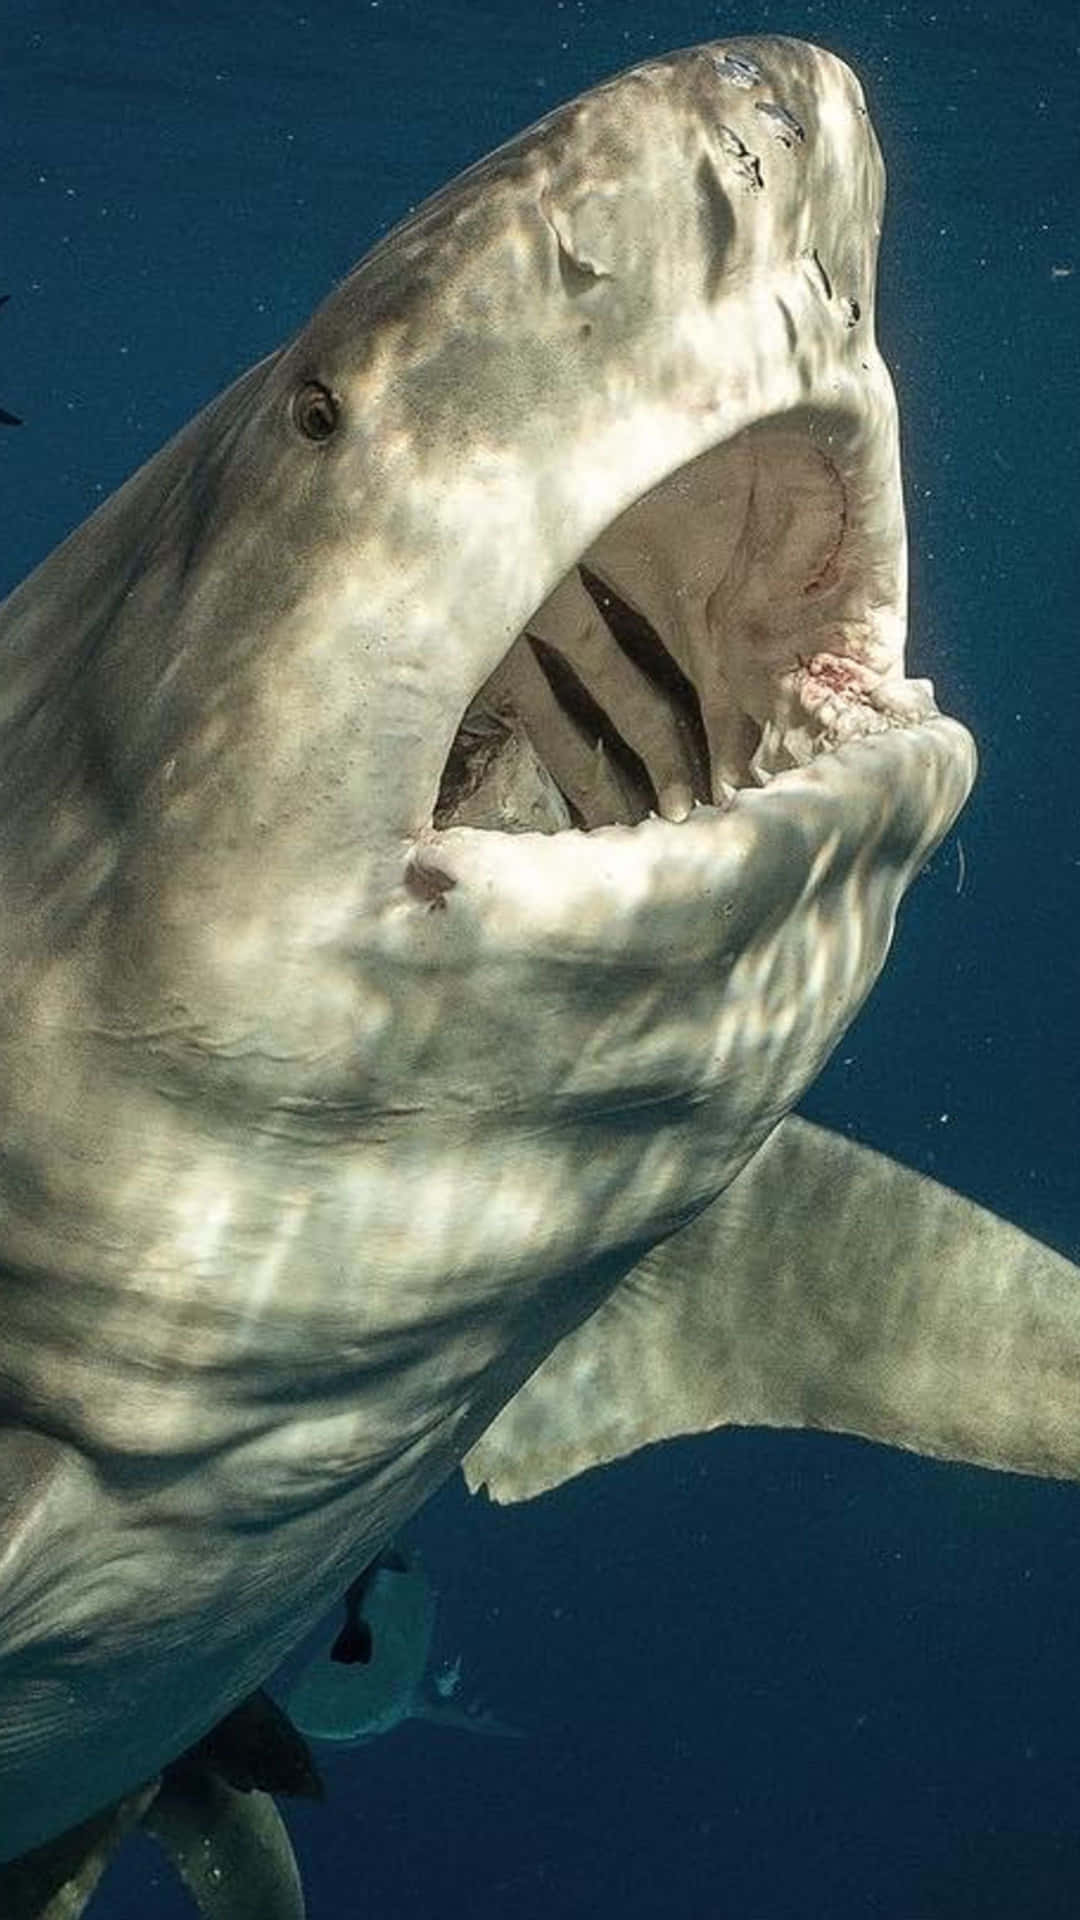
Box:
576, 566, 712, 802
526, 633, 656, 823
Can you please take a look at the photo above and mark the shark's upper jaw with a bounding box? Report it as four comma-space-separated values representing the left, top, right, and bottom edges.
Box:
307, 33, 959, 881
237, 34, 926, 875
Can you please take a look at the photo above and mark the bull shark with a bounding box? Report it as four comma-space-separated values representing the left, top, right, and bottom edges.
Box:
283, 1546, 519, 1743
0, 33, 1076, 1918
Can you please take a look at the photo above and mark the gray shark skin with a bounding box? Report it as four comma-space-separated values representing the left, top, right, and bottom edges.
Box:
2, 33, 1064, 1881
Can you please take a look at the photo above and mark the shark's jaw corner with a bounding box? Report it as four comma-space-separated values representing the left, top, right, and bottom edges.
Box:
0, 36, 979, 1870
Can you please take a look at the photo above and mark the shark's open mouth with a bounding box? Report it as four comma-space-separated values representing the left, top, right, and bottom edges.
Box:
435, 417, 933, 841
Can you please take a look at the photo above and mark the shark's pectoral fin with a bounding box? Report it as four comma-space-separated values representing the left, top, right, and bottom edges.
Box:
143, 1773, 305, 1920
0, 1783, 160, 1920
464, 1117, 1080, 1504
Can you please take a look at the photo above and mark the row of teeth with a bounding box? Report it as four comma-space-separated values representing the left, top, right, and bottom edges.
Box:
654, 675, 936, 815
455, 651, 931, 834
748, 658, 939, 788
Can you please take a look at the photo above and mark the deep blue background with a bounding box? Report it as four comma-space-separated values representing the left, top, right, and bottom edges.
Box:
2, 2, 1078, 1916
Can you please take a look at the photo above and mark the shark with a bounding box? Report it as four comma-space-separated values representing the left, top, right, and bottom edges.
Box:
283, 1546, 519, 1744
0, 33, 1075, 1917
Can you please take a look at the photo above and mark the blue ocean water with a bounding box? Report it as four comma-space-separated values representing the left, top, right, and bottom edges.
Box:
1, 2, 1077, 1915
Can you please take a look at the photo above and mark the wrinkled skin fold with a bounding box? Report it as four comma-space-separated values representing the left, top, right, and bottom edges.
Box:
0, 36, 1070, 1900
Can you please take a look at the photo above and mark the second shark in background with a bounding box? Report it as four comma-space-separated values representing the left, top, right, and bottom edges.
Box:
284, 1549, 521, 1745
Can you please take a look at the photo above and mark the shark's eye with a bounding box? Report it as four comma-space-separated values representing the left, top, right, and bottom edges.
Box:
291, 381, 340, 442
